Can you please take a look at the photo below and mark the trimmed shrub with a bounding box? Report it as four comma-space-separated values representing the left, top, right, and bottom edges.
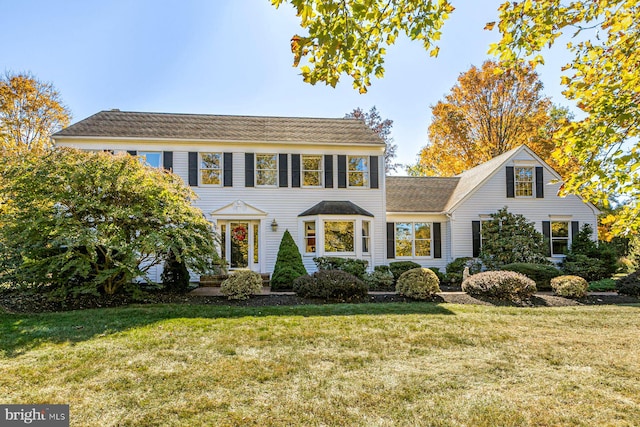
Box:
293, 270, 367, 301
616, 271, 640, 297
270, 230, 307, 290
501, 263, 561, 291
161, 249, 191, 292
363, 266, 395, 291
428, 267, 446, 283
396, 268, 441, 300
588, 278, 617, 292
313, 256, 368, 279
561, 224, 619, 282
220, 270, 263, 300
551, 275, 588, 298
446, 257, 482, 285
389, 261, 421, 282
462, 271, 536, 301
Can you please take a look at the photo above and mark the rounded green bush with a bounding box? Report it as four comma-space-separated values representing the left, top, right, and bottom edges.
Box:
220, 270, 263, 300
501, 263, 561, 290
550, 275, 588, 298
363, 267, 395, 291
389, 261, 422, 282
293, 269, 367, 301
462, 271, 536, 301
616, 271, 640, 296
396, 268, 441, 300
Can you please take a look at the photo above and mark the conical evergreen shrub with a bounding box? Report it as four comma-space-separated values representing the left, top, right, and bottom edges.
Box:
270, 230, 307, 290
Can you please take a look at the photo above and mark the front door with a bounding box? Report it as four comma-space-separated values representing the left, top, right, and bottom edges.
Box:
221, 221, 260, 271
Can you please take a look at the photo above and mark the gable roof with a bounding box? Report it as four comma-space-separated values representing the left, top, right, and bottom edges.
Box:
386, 176, 460, 213
52, 110, 384, 145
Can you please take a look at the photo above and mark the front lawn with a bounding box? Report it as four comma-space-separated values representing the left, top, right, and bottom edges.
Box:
1, 303, 639, 426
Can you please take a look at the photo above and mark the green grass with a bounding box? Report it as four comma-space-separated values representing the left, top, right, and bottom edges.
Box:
2, 302, 640, 426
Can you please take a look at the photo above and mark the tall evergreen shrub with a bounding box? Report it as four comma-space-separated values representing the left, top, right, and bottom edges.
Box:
270, 230, 307, 290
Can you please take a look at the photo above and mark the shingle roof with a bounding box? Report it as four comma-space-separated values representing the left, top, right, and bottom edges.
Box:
53, 110, 384, 145
299, 201, 374, 217
386, 176, 460, 213
444, 146, 522, 211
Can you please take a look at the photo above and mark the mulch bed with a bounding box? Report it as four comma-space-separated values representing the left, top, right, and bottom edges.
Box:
0, 288, 638, 314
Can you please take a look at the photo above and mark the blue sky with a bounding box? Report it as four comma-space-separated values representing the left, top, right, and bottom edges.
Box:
1, 0, 574, 170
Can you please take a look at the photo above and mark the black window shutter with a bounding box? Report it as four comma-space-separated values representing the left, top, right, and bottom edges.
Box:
188, 152, 198, 186
223, 152, 233, 187
386, 222, 395, 259
472, 221, 481, 257
324, 155, 334, 188
245, 153, 254, 187
571, 221, 580, 242
163, 151, 173, 171
535, 167, 544, 198
279, 154, 288, 187
370, 155, 379, 189
338, 155, 347, 188
506, 166, 515, 198
291, 154, 301, 188
433, 222, 442, 258
127, 150, 137, 156
542, 221, 551, 256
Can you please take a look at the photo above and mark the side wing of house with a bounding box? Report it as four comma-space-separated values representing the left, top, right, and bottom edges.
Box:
448, 147, 599, 263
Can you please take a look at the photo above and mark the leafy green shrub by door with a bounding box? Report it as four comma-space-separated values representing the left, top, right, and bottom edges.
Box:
396, 268, 441, 300
270, 230, 307, 290
501, 263, 561, 291
220, 270, 263, 300
389, 261, 421, 282
293, 270, 367, 301
462, 271, 536, 301
550, 275, 588, 298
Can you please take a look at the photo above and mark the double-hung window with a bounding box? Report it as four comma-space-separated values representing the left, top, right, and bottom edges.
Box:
551, 221, 569, 255
302, 155, 323, 187
395, 222, 431, 257
200, 152, 222, 185
362, 221, 371, 254
139, 151, 162, 168
304, 221, 316, 253
256, 154, 277, 186
515, 167, 534, 197
348, 156, 369, 187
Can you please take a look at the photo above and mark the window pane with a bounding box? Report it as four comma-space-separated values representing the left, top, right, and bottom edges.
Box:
515, 167, 533, 197
414, 223, 431, 239
303, 171, 321, 186
362, 221, 370, 253
395, 223, 412, 257
415, 240, 431, 257
139, 152, 161, 168
302, 155, 322, 170
256, 154, 277, 185
305, 221, 316, 253
253, 223, 259, 264
201, 153, 221, 169
201, 170, 221, 185
256, 170, 277, 186
552, 222, 569, 237
256, 154, 277, 169
324, 221, 354, 252
552, 240, 568, 255
348, 156, 369, 187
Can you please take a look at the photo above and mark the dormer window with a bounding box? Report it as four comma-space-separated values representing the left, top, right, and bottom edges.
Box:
515, 167, 534, 197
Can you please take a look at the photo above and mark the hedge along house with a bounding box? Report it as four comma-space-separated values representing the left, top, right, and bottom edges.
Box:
53, 112, 599, 280
52, 110, 387, 280
385, 145, 600, 271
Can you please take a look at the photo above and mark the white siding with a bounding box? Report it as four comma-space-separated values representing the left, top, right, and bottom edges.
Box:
450, 151, 598, 262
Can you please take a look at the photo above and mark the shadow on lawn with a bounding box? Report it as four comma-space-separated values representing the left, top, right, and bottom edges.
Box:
0, 301, 454, 358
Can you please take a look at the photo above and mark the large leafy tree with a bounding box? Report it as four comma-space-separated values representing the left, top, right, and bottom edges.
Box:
0, 148, 219, 295
0, 72, 71, 154
275, 1, 639, 236
406, 61, 570, 177
345, 106, 400, 173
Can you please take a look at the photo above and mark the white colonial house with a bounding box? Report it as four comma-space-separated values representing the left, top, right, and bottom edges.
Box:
53, 110, 599, 280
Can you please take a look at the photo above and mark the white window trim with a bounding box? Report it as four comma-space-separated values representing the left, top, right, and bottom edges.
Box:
303, 220, 317, 255
347, 155, 370, 189
199, 152, 223, 187
395, 222, 433, 259
550, 220, 570, 257
362, 220, 371, 254
255, 153, 278, 187
301, 155, 324, 188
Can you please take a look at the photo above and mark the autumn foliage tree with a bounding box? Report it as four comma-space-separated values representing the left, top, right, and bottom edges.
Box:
345, 106, 400, 173
0, 72, 71, 154
407, 61, 571, 177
